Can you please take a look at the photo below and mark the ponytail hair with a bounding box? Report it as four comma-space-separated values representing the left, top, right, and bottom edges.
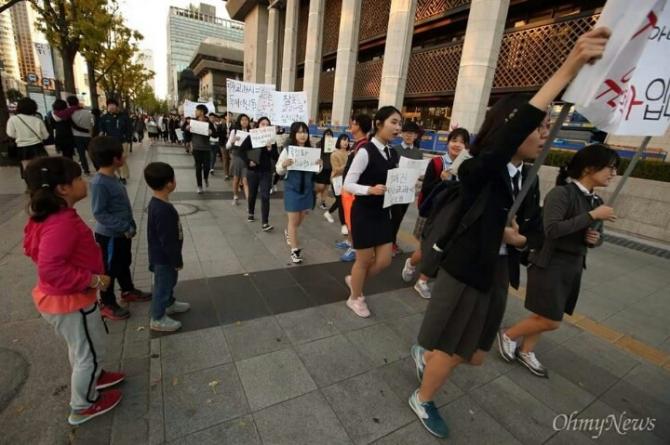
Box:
24, 157, 82, 222
555, 143, 620, 186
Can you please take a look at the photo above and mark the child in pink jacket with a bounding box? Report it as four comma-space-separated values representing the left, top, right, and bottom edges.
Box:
23, 157, 124, 425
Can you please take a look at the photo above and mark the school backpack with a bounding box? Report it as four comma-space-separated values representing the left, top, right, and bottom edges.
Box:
419, 181, 492, 278
416, 157, 444, 208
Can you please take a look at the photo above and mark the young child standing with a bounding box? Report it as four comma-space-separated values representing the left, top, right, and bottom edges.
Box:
144, 162, 191, 332
89, 136, 151, 320
23, 157, 125, 425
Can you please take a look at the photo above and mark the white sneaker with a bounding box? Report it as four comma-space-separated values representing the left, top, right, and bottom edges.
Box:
402, 258, 416, 283
197, 187, 203, 194
232, 196, 239, 205
496, 329, 517, 362
166, 301, 191, 315
150, 315, 182, 332
346, 297, 371, 318
324, 211, 335, 223
291, 248, 303, 264
341, 225, 349, 236
414, 280, 431, 299
516, 350, 549, 378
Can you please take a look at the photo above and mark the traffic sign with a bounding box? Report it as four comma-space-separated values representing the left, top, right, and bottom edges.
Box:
26, 73, 38, 83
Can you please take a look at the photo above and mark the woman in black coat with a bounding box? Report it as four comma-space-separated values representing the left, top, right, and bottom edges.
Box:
407, 27, 612, 439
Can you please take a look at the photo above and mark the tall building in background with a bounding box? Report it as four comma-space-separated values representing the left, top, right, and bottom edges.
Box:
166, 2, 244, 106
138, 49, 156, 92
9, 1, 39, 82
0, 6, 22, 92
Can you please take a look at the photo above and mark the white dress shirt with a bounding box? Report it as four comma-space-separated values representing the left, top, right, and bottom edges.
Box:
343, 137, 391, 195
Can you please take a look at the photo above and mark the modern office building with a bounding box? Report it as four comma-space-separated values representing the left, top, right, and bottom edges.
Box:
166, 3, 244, 106
9, 1, 39, 82
0, 7, 22, 92
188, 38, 244, 111
139, 49, 156, 92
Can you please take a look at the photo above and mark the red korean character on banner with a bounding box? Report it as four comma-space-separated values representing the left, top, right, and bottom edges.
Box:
595, 67, 636, 109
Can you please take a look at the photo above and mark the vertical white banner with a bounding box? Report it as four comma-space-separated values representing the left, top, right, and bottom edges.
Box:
34, 42, 55, 79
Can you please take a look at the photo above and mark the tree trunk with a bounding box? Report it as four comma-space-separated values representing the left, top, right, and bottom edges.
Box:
61, 46, 77, 94
86, 59, 99, 110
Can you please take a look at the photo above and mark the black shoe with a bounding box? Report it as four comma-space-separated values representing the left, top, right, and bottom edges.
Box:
247, 215, 255, 222
262, 223, 274, 232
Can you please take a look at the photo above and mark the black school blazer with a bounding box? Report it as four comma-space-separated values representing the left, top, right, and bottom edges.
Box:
440, 102, 546, 292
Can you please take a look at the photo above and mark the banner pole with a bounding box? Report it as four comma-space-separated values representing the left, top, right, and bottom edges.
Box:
607, 135, 651, 206
506, 102, 572, 225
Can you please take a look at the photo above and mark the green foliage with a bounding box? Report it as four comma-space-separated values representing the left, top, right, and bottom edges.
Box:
134, 85, 168, 115
544, 149, 670, 183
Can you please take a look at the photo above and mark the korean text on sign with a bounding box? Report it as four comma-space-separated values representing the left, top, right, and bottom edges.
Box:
383, 168, 417, 208
249, 126, 277, 148
287, 146, 321, 173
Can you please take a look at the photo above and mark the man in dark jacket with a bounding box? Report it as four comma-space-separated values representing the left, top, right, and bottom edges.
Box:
97, 99, 132, 184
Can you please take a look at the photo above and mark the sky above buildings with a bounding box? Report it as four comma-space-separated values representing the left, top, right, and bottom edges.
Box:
117, 0, 231, 99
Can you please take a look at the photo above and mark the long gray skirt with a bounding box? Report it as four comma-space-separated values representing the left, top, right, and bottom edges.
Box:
525, 252, 584, 322
418, 257, 509, 361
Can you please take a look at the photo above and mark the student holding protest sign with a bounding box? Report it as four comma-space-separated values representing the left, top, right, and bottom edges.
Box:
407, 28, 611, 438
325, 134, 351, 233
498, 144, 618, 378
226, 114, 253, 205
343, 106, 402, 318
315, 129, 334, 212
390, 121, 424, 256
247, 117, 279, 231
275, 122, 323, 264
402, 128, 470, 300
187, 105, 216, 194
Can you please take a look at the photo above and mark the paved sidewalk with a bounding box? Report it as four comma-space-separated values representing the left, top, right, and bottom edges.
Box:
0, 141, 668, 444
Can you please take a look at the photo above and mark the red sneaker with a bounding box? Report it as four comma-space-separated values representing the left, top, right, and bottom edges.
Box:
121, 289, 152, 302
96, 370, 125, 390
67, 389, 123, 426
100, 304, 130, 320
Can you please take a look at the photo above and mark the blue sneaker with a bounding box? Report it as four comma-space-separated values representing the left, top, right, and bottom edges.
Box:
409, 389, 449, 439
410, 344, 426, 383
340, 248, 356, 262
335, 240, 351, 250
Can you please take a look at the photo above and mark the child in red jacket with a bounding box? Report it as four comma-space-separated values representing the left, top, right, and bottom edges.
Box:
23, 157, 124, 425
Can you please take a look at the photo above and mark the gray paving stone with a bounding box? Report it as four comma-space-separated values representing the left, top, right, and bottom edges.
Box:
371, 421, 440, 444
602, 307, 670, 346
236, 348, 317, 411
470, 375, 557, 444
321, 371, 415, 445
163, 364, 249, 441
371, 356, 463, 408
576, 400, 666, 444
316, 299, 382, 330
345, 323, 409, 366
542, 430, 596, 445
384, 313, 423, 351
296, 334, 373, 387
168, 415, 260, 445
506, 365, 596, 414
160, 326, 232, 378
275, 307, 339, 345
437, 395, 521, 445
223, 316, 289, 360
365, 292, 415, 320
561, 333, 640, 379
253, 391, 352, 445
448, 353, 512, 392
574, 290, 628, 322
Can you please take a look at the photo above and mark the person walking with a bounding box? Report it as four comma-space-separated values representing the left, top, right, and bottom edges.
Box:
97, 99, 132, 184
6, 97, 49, 180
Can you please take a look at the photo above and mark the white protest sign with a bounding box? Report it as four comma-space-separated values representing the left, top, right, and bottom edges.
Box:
398, 157, 430, 176
323, 135, 337, 153
383, 168, 417, 208
189, 120, 210, 136
226, 79, 275, 119
175, 128, 184, 142
249, 126, 277, 147
287, 146, 321, 172
183, 100, 216, 118
272, 91, 308, 126
563, 0, 670, 135
332, 175, 343, 196
234, 130, 250, 146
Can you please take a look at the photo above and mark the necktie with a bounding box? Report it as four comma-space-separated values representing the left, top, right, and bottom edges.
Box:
384, 146, 391, 161
512, 171, 521, 197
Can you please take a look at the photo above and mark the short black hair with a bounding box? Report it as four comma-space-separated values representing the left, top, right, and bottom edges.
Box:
144, 162, 175, 191
52, 99, 67, 112
448, 128, 470, 146
66, 95, 79, 107
16, 97, 38, 115
402, 121, 420, 133
106, 98, 119, 106
352, 114, 372, 134
89, 135, 124, 167
196, 104, 208, 114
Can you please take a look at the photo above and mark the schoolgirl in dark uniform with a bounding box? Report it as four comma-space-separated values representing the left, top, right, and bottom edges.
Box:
342, 106, 401, 318
226, 114, 252, 205
499, 144, 618, 377
407, 27, 611, 439
247, 116, 279, 231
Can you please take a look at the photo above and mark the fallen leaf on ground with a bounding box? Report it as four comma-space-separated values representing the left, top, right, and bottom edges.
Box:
136, 326, 145, 331
208, 380, 220, 393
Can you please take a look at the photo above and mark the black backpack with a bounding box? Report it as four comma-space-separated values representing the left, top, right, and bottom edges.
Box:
419, 182, 492, 278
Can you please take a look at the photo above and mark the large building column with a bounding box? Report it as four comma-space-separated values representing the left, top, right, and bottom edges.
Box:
331, 0, 362, 126
303, 0, 326, 122
265, 5, 281, 85
450, 0, 509, 132
243, 4, 269, 82
281, 0, 299, 91
378, 0, 417, 109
